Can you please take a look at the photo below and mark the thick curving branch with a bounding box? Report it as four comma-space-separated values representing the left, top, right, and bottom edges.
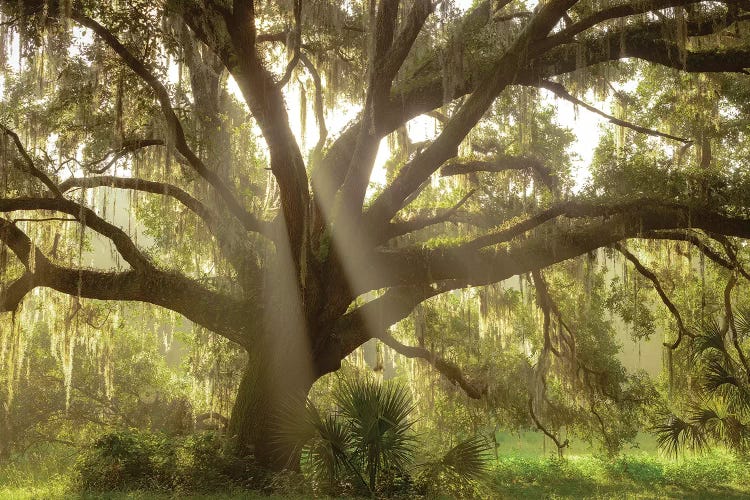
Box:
377, 329, 486, 399
543, 0, 726, 47
440, 155, 558, 188
0, 124, 63, 197
318, 2, 748, 225
70, 11, 264, 235
363, 200, 750, 293
333, 0, 436, 221
0, 217, 255, 346
57, 176, 265, 288
0, 197, 152, 271
59, 176, 218, 229
174, 0, 311, 265
615, 243, 691, 349
366, 0, 578, 227
538, 80, 692, 143
0, 272, 34, 312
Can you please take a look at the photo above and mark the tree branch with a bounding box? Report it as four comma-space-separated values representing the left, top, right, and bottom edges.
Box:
0, 124, 63, 197
366, 0, 578, 226
615, 243, 691, 349
59, 175, 266, 288
440, 155, 558, 188
640, 230, 750, 281
0, 218, 255, 346
0, 197, 152, 271
528, 398, 568, 456
538, 80, 692, 143
84, 139, 165, 174
71, 11, 263, 234
544, 0, 718, 47
376, 329, 485, 399
299, 52, 328, 157
364, 200, 750, 293
382, 189, 475, 241
59, 176, 215, 226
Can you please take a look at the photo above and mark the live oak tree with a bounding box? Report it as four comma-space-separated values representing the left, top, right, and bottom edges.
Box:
3, 0, 750, 469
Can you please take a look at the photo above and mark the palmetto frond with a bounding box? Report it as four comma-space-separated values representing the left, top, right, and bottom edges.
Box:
335, 378, 416, 489
688, 402, 750, 452
702, 358, 740, 393
733, 307, 750, 341
653, 412, 707, 457
690, 319, 728, 364
435, 435, 491, 481
305, 414, 354, 486
273, 396, 322, 463
417, 435, 491, 497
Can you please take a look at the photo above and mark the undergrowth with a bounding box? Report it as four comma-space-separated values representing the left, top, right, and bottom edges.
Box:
2, 438, 750, 499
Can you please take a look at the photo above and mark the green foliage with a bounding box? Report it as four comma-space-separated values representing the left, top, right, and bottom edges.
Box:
489, 452, 750, 499
280, 377, 492, 497
653, 311, 750, 456
74, 430, 175, 492
335, 378, 417, 491
418, 435, 491, 498
280, 378, 417, 495
73, 430, 238, 493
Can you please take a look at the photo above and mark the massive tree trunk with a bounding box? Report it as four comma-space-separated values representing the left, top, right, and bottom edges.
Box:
227, 349, 315, 470
225, 259, 322, 470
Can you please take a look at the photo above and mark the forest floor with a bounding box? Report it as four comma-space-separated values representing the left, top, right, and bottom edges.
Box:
2, 451, 749, 499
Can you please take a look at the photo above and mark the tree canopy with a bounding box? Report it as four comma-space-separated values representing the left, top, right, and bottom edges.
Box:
2, 0, 750, 469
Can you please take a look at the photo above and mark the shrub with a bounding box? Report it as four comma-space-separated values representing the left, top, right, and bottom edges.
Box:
74, 430, 175, 491
73, 429, 237, 492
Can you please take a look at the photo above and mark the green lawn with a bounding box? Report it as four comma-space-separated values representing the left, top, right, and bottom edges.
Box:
2, 450, 749, 499
486, 453, 750, 499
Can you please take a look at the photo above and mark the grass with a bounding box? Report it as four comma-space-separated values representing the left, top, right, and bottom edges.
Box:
2, 446, 750, 499
486, 451, 750, 499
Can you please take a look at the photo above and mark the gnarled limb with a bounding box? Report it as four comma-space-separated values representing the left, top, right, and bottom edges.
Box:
538, 80, 691, 144
0, 273, 34, 312
70, 10, 263, 235
376, 329, 485, 399
544, 0, 721, 47
174, 0, 310, 265
366, 0, 580, 227
59, 176, 219, 231
0, 124, 63, 197
366, 201, 750, 292
615, 243, 691, 349
704, 233, 750, 280
334, 0, 435, 220
57, 176, 265, 290
528, 398, 568, 458
0, 197, 152, 271
440, 156, 558, 188
0, 217, 255, 346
